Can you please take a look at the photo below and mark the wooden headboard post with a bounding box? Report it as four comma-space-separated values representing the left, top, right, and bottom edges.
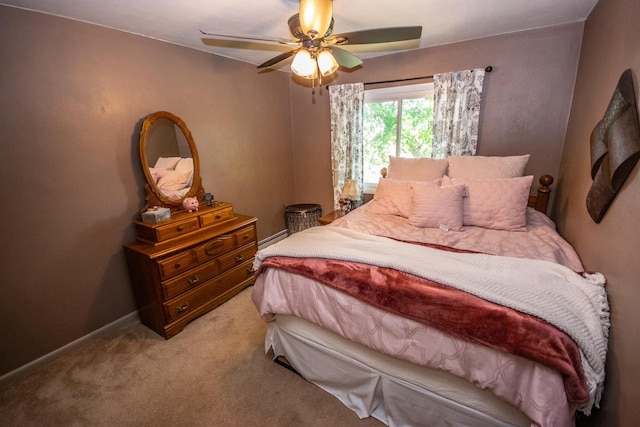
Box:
528, 175, 554, 214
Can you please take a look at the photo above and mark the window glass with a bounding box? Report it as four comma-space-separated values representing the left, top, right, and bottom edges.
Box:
399, 97, 434, 158
363, 83, 434, 189
363, 100, 397, 183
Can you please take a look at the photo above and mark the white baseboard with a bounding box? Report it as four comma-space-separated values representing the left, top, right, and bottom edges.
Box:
0, 311, 139, 386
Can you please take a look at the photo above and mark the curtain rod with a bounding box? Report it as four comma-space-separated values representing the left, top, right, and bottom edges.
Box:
326, 66, 493, 89
363, 65, 492, 86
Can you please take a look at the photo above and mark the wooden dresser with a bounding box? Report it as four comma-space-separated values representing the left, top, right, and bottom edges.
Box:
124, 202, 257, 339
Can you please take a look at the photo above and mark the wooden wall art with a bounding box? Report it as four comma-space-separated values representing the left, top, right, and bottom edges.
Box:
587, 69, 640, 223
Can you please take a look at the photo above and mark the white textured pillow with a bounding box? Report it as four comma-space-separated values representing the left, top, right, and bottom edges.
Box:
408, 181, 464, 230
387, 156, 448, 182
154, 156, 182, 170
445, 175, 534, 231
368, 178, 414, 217
447, 155, 530, 179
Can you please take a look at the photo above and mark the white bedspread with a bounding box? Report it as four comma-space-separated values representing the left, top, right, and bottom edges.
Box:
254, 226, 609, 414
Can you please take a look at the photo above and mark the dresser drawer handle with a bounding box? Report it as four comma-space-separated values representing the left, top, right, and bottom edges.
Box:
176, 302, 189, 313
235, 254, 244, 263
241, 234, 249, 241
205, 240, 225, 255
177, 225, 184, 232
187, 275, 199, 286
215, 214, 222, 219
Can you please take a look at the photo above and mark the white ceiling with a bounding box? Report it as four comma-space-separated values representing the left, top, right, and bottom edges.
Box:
1, 0, 598, 71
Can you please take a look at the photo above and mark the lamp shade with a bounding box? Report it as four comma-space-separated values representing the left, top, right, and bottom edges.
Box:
299, 0, 333, 38
341, 179, 360, 200
291, 49, 318, 79
317, 50, 339, 76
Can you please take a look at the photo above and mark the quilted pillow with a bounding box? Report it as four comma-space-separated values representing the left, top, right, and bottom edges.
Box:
445, 175, 534, 231
368, 178, 414, 217
408, 181, 464, 230
387, 156, 448, 182
447, 155, 530, 179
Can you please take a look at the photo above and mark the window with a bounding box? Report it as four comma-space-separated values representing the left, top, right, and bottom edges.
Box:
363, 83, 434, 191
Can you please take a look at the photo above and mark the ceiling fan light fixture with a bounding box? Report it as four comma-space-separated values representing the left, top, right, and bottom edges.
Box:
317, 49, 338, 76
299, 0, 333, 38
291, 49, 318, 79
208, 2, 423, 92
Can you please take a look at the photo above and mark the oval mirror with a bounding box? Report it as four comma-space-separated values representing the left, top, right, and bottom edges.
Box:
139, 111, 204, 211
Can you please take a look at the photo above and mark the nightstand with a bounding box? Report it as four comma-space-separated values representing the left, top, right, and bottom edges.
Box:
318, 209, 345, 225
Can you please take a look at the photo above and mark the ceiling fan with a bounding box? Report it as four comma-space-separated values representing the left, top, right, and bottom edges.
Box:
200, 0, 422, 85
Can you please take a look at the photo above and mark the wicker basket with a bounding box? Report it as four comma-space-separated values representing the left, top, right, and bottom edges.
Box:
285, 204, 322, 234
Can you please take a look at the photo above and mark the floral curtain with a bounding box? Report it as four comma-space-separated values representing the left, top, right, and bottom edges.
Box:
432, 68, 486, 158
329, 83, 364, 209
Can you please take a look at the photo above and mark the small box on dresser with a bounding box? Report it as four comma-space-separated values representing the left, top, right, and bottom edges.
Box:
124, 204, 257, 339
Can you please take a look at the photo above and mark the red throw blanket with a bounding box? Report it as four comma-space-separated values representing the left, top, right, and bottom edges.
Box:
256, 255, 589, 405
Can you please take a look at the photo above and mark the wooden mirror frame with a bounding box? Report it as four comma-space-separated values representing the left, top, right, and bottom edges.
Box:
139, 111, 205, 212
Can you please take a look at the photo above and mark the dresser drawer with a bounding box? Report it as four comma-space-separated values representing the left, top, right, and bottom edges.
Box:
199, 206, 234, 228
161, 259, 220, 300
157, 250, 196, 280
233, 226, 256, 247
218, 243, 256, 272
163, 259, 254, 323
193, 235, 235, 264
155, 217, 200, 242
125, 213, 258, 339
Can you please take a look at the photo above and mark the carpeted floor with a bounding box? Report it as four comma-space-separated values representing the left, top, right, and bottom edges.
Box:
0, 287, 382, 427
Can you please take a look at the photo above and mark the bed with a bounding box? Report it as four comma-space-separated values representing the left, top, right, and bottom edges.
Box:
251, 155, 610, 427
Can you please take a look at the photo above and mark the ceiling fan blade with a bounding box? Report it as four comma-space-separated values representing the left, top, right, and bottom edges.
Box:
330, 26, 422, 45
330, 47, 363, 69
199, 30, 297, 45
257, 50, 297, 69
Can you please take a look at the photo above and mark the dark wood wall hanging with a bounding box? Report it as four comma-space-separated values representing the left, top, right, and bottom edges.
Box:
587, 69, 640, 223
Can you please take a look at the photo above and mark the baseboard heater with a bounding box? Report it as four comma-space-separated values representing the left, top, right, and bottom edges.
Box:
258, 229, 288, 250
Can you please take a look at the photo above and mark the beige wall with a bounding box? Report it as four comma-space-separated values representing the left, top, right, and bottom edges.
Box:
290, 23, 584, 214
0, 6, 295, 376
555, 0, 640, 424
4, 4, 638, 423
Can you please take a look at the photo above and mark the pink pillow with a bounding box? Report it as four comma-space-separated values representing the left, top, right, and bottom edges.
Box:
153, 156, 182, 170
156, 170, 192, 191
447, 155, 529, 179
148, 167, 169, 183
369, 178, 414, 217
408, 181, 464, 230
174, 157, 194, 173
445, 175, 534, 231
387, 156, 448, 182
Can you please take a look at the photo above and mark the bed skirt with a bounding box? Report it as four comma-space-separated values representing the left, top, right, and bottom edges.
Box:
266, 314, 532, 427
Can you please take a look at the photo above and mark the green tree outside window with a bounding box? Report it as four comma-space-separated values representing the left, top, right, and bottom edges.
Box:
363, 95, 434, 183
